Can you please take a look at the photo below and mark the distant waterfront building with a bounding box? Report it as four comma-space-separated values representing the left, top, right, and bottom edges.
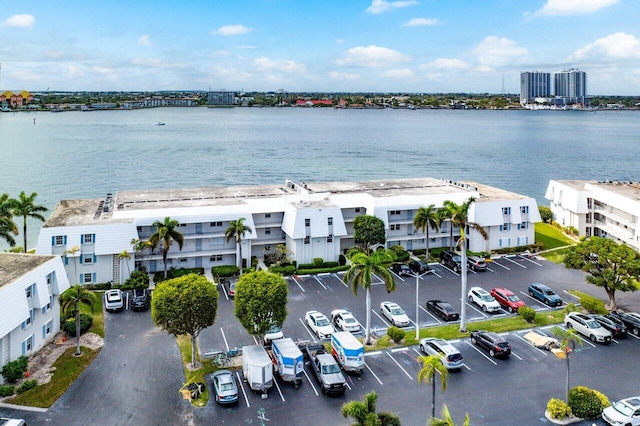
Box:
35, 178, 540, 286
545, 180, 640, 252
554, 69, 587, 105
520, 71, 551, 105
208, 90, 235, 106
0, 253, 70, 381
0, 90, 34, 108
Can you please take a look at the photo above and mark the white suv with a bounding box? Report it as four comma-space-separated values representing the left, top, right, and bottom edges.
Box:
602, 395, 640, 425
468, 287, 501, 313
105, 289, 124, 312
565, 312, 612, 344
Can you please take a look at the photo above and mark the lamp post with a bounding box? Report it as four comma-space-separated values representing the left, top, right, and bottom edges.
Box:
410, 270, 429, 340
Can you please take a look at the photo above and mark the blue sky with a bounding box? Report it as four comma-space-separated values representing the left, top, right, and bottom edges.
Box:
1, 0, 639, 94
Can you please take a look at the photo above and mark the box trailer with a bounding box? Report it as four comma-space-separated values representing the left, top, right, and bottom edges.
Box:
331, 331, 365, 375
270, 338, 304, 388
242, 345, 273, 394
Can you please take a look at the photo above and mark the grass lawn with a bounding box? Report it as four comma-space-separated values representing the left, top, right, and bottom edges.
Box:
82, 291, 104, 337
535, 223, 576, 251
176, 335, 220, 407
8, 346, 99, 408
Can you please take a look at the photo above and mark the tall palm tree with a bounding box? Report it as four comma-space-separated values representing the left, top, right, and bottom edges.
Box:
413, 204, 440, 259
343, 250, 395, 345
443, 198, 488, 332
341, 391, 401, 426
551, 326, 583, 402
59, 285, 97, 356
148, 216, 184, 280
418, 354, 450, 421
224, 218, 253, 275
63, 245, 80, 284
117, 250, 131, 283
431, 404, 470, 426
11, 191, 48, 252
0, 193, 18, 247
438, 206, 454, 250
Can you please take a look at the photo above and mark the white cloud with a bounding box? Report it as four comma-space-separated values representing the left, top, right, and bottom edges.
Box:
253, 57, 307, 74
420, 58, 471, 71
213, 24, 251, 36
381, 68, 414, 78
44, 51, 64, 59
66, 66, 85, 78
337, 45, 411, 67
535, 0, 618, 16
138, 34, 152, 46
92, 65, 115, 74
570, 32, 640, 60
329, 71, 360, 80
403, 17, 438, 27
366, 0, 418, 15
237, 44, 257, 50
471, 36, 528, 67
336, 39, 344, 44
131, 57, 186, 69
3, 14, 35, 29
210, 50, 230, 58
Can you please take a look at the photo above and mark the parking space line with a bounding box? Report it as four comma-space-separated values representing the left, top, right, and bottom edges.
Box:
490, 260, 510, 270
385, 351, 414, 380
299, 317, 317, 341
372, 309, 388, 324
439, 265, 460, 276
466, 302, 488, 317
519, 255, 543, 266
421, 308, 443, 323
562, 290, 580, 300
501, 256, 527, 268
291, 275, 306, 293
627, 333, 640, 340
464, 341, 497, 365
272, 376, 286, 402
365, 351, 382, 356
510, 350, 523, 361
514, 332, 548, 356
303, 369, 319, 396
364, 362, 384, 385
519, 291, 548, 308
391, 270, 406, 282
220, 283, 229, 300
236, 371, 251, 407
220, 327, 230, 351
313, 275, 327, 290
430, 270, 442, 278
333, 273, 348, 287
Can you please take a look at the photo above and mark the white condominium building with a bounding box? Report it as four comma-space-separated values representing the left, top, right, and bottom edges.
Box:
35, 178, 540, 285
545, 180, 640, 251
0, 253, 70, 381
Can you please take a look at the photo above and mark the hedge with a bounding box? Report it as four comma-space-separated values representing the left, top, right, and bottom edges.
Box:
0, 385, 15, 397
211, 265, 240, 278
293, 265, 350, 275
154, 267, 204, 283
568, 386, 608, 419
1, 356, 28, 384
547, 398, 572, 420
63, 314, 93, 337
16, 379, 37, 394
493, 242, 543, 254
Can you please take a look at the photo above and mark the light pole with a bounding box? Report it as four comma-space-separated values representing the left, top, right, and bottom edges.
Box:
410, 270, 429, 340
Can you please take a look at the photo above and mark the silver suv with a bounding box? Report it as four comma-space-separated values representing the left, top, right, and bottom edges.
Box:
467, 256, 487, 271
105, 289, 124, 312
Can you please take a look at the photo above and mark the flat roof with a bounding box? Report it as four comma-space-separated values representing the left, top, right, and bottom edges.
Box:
463, 181, 529, 202
555, 180, 640, 202
0, 253, 56, 288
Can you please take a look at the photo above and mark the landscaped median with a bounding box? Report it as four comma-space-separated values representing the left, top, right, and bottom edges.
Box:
176, 335, 219, 407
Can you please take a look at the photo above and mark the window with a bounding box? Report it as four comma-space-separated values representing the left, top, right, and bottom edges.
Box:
499, 238, 511, 248
265, 228, 271, 235
304, 236, 310, 245
83, 273, 93, 284
499, 223, 511, 232
54, 235, 65, 246
517, 236, 529, 245
209, 255, 223, 262
587, 198, 593, 209
46, 273, 53, 285
210, 237, 224, 246
179, 223, 187, 227
82, 254, 94, 264
390, 224, 400, 231
327, 235, 333, 243
210, 221, 222, 227
83, 233, 94, 243
328, 217, 333, 225
517, 222, 528, 230
43, 320, 53, 338
390, 210, 401, 215
265, 213, 271, 218
502, 207, 511, 215
355, 208, 361, 213
22, 308, 35, 330
179, 258, 187, 263
305, 218, 310, 227
42, 296, 52, 314
25, 284, 34, 299
22, 335, 34, 355
520, 206, 529, 214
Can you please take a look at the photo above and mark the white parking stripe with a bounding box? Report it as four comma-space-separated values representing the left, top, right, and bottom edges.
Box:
334, 273, 348, 287
502, 256, 527, 268
464, 340, 498, 365
313, 275, 327, 290
272, 376, 285, 401
220, 327, 230, 351
514, 332, 548, 356
510, 350, 523, 361
385, 351, 414, 380
236, 371, 251, 407
364, 362, 383, 385
466, 301, 488, 317
299, 317, 317, 341
291, 275, 306, 293
519, 255, 543, 266
490, 260, 510, 270
303, 369, 319, 396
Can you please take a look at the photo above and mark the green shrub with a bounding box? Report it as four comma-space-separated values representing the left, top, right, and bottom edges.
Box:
518, 306, 536, 323
564, 302, 578, 314
566, 226, 579, 236
1, 356, 28, 384
568, 386, 606, 419
122, 270, 149, 290
396, 251, 410, 262
313, 258, 323, 267
547, 398, 572, 420
539, 206, 553, 223
592, 389, 611, 409
154, 267, 204, 282
297, 263, 315, 270
63, 314, 93, 337
338, 254, 346, 266
83, 282, 112, 290
16, 379, 37, 394
211, 265, 239, 278
268, 265, 296, 275
579, 295, 607, 314
291, 265, 350, 275
412, 249, 426, 256
323, 261, 339, 268
386, 326, 405, 343
0, 385, 15, 397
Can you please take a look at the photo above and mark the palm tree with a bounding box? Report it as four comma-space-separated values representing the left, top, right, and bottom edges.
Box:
224, 218, 253, 275
342, 250, 395, 345
418, 354, 450, 421
431, 404, 470, 426
341, 391, 401, 426
413, 204, 440, 260
11, 191, 48, 252
551, 325, 583, 402
117, 250, 131, 283
438, 206, 454, 250
443, 198, 488, 332
63, 245, 80, 284
0, 193, 18, 247
148, 216, 184, 280
59, 285, 97, 356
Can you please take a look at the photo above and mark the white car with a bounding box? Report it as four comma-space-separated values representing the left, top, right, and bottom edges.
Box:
419, 338, 464, 370
105, 289, 124, 312
467, 287, 501, 313
565, 312, 612, 344
602, 395, 640, 426
264, 325, 284, 344
305, 310, 335, 339
330, 309, 361, 333
380, 301, 410, 327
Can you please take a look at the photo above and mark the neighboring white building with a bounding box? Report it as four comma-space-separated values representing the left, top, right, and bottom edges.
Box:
35, 178, 540, 284
0, 253, 70, 383
545, 180, 640, 252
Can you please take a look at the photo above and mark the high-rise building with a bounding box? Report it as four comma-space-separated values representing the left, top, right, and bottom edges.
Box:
520, 71, 551, 105
554, 69, 587, 105
207, 90, 235, 106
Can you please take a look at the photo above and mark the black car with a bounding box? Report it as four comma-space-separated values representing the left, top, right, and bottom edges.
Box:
426, 300, 459, 321
131, 288, 149, 311
609, 311, 640, 336
439, 250, 464, 273
408, 260, 433, 274
470, 330, 511, 358
590, 314, 627, 338
391, 263, 412, 277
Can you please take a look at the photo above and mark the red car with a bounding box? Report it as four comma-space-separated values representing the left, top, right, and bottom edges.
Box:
491, 287, 526, 313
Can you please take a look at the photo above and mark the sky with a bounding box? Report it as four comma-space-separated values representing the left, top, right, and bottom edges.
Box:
1, 0, 639, 95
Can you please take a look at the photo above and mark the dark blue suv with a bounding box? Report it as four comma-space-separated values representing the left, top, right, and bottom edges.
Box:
528, 282, 562, 307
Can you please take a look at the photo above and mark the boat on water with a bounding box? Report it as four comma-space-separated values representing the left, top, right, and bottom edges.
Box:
156, 121, 165, 126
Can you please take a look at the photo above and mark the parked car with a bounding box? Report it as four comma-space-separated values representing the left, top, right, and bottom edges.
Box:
565, 312, 612, 344
391, 263, 412, 277
470, 330, 511, 358
408, 260, 433, 274
467, 287, 501, 313
0, 418, 27, 426
426, 300, 459, 322
590, 314, 627, 338
609, 311, 640, 336
467, 256, 487, 272
528, 282, 563, 306
602, 395, 640, 426
105, 289, 124, 312
330, 309, 361, 333
419, 338, 463, 370
491, 287, 526, 313
264, 325, 284, 344
380, 301, 410, 327
211, 369, 239, 405
222, 279, 236, 298
440, 250, 464, 273
131, 288, 149, 311
305, 310, 335, 339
